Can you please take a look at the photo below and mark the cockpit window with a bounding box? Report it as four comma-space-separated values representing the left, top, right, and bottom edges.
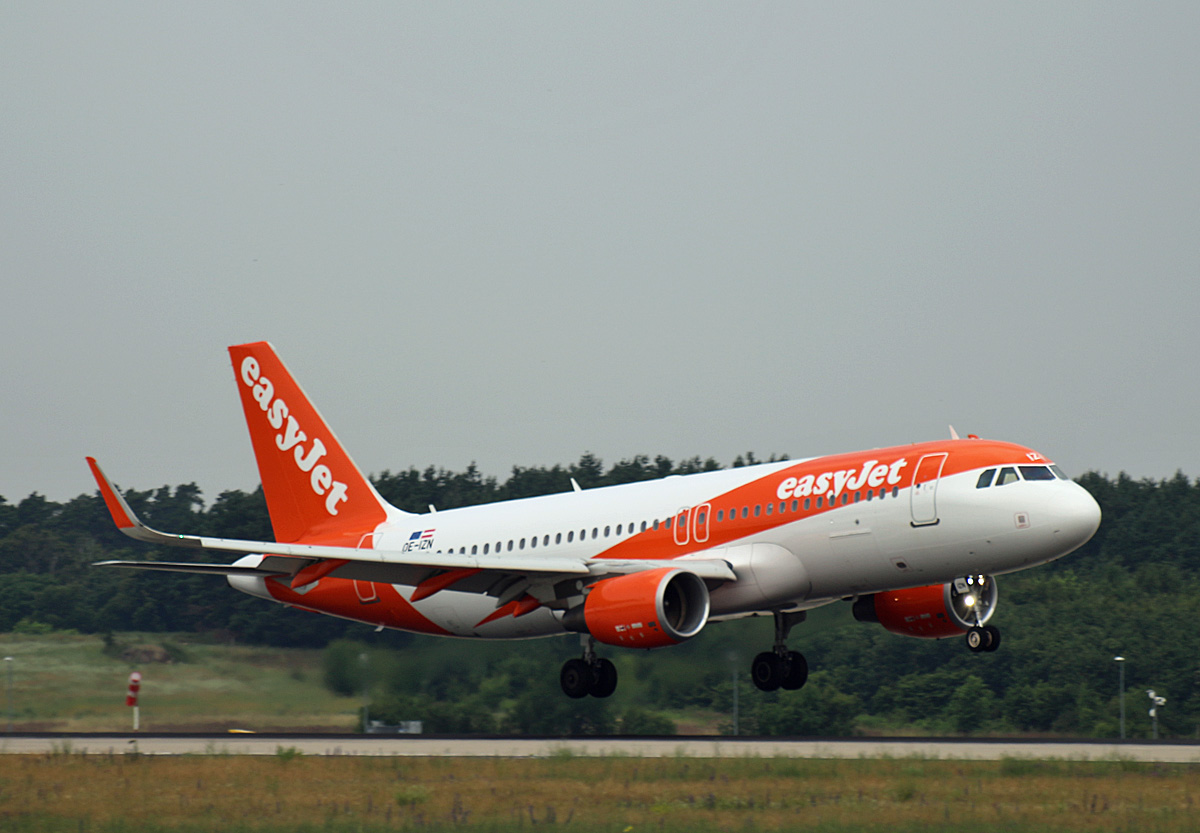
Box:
1050, 465, 1069, 480
995, 467, 1020, 486
1019, 465, 1056, 481
976, 469, 996, 489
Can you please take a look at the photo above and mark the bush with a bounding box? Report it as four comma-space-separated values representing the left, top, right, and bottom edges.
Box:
322, 639, 368, 696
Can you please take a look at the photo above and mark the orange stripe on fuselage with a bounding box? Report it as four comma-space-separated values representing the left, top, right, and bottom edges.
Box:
593, 439, 1048, 561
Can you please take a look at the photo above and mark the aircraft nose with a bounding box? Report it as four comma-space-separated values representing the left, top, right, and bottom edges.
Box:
1054, 483, 1102, 553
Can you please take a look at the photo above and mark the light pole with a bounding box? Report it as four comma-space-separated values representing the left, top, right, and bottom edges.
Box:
4, 657, 12, 733
1114, 656, 1126, 740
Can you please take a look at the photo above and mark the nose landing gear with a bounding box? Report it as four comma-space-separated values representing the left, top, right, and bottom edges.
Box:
751, 610, 809, 692
560, 637, 618, 698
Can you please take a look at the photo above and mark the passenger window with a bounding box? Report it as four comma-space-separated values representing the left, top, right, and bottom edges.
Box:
530, 536, 537, 548
483, 543, 489, 554
698, 511, 706, 524
791, 500, 798, 512
817, 496, 823, 508
765, 503, 773, 515
842, 493, 849, 505
616, 524, 622, 535
471, 545, 478, 555
544, 535, 550, 546
664, 517, 672, 530
555, 533, 562, 544
592, 528, 599, 539
567, 531, 574, 543
717, 509, 724, 522
976, 469, 996, 489
507, 540, 514, 552
1019, 465, 1056, 481
854, 491, 861, 503
996, 467, 1019, 486
804, 498, 810, 510
754, 505, 761, 517
519, 538, 525, 550
742, 506, 748, 518
891, 487, 899, 498
604, 525, 610, 537
641, 521, 648, 532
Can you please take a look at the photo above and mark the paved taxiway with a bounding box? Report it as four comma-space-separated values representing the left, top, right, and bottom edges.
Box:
2, 735, 1198, 763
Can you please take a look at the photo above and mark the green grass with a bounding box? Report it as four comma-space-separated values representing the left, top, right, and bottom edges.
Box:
0, 633, 361, 732
2, 755, 1199, 832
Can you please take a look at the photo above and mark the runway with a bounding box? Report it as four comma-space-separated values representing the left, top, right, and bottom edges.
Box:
3, 734, 1199, 763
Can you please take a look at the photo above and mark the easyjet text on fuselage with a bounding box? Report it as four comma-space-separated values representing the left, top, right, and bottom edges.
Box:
776, 458, 909, 501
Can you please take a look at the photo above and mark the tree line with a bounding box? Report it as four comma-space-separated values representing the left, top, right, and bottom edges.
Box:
1, 458, 1198, 737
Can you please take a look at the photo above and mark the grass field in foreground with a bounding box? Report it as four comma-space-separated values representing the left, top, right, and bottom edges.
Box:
0, 633, 361, 732
1, 753, 1198, 832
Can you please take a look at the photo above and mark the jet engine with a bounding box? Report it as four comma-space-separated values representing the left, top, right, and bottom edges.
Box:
562, 567, 709, 649
852, 575, 998, 639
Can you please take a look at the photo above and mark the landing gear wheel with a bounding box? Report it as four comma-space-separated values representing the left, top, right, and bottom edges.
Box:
982, 625, 1001, 653
751, 651, 784, 692
560, 658, 592, 698
781, 651, 809, 690
590, 658, 618, 698
966, 627, 989, 653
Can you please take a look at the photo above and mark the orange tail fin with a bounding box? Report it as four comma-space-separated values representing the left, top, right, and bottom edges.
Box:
228, 342, 402, 544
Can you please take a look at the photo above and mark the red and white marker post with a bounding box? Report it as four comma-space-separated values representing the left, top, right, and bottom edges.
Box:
126, 671, 142, 731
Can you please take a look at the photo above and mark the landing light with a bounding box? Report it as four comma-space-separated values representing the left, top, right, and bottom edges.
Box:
964, 595, 976, 607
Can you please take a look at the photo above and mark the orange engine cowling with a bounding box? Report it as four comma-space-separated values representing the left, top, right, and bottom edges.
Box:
852, 576, 998, 639
562, 567, 710, 648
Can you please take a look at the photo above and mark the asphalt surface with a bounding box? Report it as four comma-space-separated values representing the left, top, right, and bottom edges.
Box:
2, 734, 1199, 762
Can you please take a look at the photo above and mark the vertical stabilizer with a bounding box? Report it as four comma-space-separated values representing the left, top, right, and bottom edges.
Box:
228, 342, 402, 544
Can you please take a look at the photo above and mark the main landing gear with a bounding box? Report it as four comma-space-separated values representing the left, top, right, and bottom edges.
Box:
751, 611, 809, 692
966, 625, 1001, 653
560, 637, 618, 699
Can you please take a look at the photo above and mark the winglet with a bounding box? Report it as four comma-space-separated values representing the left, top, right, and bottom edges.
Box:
86, 457, 140, 531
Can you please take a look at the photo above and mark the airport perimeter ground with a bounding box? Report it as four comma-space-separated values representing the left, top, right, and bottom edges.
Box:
4, 733, 1200, 762
3, 735, 1200, 832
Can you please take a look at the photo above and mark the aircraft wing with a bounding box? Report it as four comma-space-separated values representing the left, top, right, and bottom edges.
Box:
87, 458, 736, 585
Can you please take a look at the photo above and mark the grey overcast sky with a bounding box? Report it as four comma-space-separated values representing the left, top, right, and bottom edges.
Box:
3, 3, 1198, 505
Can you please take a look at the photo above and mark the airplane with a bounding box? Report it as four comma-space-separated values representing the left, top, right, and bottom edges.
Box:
89, 341, 1102, 698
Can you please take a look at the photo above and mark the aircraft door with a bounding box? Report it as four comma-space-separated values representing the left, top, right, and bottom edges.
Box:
673, 507, 690, 545
910, 452, 948, 526
693, 503, 711, 543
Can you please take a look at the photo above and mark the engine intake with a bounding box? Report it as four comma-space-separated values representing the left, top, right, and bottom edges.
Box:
853, 575, 998, 639
562, 567, 710, 648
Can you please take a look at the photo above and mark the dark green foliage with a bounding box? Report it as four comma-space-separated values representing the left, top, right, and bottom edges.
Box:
322, 639, 369, 696
618, 706, 677, 735
753, 671, 862, 736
